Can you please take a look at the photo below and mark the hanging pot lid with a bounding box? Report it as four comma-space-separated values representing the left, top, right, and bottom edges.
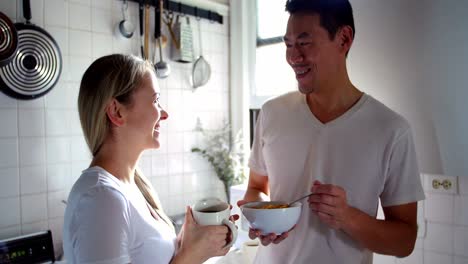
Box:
0, 12, 18, 67
0, 0, 62, 100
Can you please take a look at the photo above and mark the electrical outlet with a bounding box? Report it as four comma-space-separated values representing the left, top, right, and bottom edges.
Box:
424, 174, 458, 194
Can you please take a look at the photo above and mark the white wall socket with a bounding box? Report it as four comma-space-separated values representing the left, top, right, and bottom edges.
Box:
424, 174, 458, 194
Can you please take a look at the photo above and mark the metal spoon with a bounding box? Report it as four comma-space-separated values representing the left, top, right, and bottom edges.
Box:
288, 192, 314, 206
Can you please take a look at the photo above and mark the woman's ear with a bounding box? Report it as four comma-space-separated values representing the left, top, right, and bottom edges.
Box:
106, 99, 126, 127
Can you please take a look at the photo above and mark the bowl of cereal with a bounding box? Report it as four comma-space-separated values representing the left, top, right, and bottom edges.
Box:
240, 201, 302, 235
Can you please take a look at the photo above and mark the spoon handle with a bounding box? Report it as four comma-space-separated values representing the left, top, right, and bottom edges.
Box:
289, 192, 314, 206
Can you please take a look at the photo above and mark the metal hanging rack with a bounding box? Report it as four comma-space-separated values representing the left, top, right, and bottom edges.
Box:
127, 0, 223, 24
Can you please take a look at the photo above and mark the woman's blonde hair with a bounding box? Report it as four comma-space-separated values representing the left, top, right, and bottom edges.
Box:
78, 54, 173, 229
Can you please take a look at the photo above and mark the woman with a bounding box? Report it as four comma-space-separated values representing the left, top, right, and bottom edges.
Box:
63, 54, 233, 264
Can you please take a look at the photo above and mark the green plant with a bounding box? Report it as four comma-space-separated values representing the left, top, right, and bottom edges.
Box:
191, 123, 246, 202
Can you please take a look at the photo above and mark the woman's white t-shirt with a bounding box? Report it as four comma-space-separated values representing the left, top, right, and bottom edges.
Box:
63, 166, 176, 264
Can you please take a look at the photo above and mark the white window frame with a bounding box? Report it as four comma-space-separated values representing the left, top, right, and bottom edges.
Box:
230, 0, 257, 169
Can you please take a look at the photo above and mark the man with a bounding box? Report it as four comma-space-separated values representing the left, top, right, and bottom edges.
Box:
238, 0, 425, 263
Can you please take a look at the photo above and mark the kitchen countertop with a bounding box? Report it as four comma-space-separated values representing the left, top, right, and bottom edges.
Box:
49, 252, 245, 264
53, 248, 254, 264
204, 237, 259, 264
203, 248, 248, 264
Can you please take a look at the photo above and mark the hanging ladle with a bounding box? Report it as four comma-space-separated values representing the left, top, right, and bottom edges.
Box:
154, 0, 170, 78
116, 0, 134, 39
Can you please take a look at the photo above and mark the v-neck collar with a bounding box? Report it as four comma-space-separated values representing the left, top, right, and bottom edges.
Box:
300, 93, 368, 128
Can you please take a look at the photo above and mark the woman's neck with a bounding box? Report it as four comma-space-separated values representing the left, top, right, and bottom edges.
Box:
90, 141, 142, 184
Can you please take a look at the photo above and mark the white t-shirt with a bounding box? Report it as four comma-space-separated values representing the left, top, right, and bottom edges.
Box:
63, 166, 177, 264
249, 92, 425, 264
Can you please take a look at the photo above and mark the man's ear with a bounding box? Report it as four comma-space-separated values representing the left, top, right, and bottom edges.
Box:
338, 25, 353, 54
106, 99, 126, 127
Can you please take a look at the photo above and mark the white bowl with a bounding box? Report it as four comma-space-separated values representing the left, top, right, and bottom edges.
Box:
240, 201, 302, 235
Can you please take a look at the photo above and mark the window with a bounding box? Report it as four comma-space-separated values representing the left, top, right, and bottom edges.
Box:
256, 0, 290, 46
251, 0, 296, 108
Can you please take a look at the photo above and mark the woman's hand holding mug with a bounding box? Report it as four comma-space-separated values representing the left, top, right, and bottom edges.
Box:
177, 198, 238, 263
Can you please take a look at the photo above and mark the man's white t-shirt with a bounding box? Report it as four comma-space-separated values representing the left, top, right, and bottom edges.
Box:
249, 92, 425, 264
63, 166, 177, 264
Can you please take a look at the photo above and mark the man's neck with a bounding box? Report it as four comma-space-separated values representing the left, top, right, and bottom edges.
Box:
305, 82, 363, 124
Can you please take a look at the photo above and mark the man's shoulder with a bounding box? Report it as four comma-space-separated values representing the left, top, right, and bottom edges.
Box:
262, 91, 302, 111
362, 95, 411, 132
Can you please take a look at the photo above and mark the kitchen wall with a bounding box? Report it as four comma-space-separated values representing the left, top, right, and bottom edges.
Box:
348, 0, 442, 175
374, 174, 468, 264
0, 0, 230, 257
348, 0, 468, 263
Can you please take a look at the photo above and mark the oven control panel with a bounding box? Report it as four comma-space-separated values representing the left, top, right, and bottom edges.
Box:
0, 230, 55, 264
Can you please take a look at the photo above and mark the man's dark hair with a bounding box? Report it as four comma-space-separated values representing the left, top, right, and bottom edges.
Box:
285, 0, 355, 41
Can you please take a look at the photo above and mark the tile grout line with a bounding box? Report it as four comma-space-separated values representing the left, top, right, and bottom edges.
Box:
41, 50, 50, 234
451, 178, 456, 263
16, 97, 21, 235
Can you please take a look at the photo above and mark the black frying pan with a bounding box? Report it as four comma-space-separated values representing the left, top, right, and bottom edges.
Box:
0, 12, 18, 67
0, 0, 62, 100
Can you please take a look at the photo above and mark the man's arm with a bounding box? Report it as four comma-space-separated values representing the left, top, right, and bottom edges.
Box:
343, 202, 418, 257
309, 182, 418, 257
343, 127, 421, 257
243, 170, 270, 202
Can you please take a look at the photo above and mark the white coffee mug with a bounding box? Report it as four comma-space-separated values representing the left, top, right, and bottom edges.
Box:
192, 197, 238, 248
242, 239, 259, 263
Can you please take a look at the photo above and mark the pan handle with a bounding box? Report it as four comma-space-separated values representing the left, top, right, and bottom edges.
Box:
23, 0, 32, 23
139, 1, 144, 58
155, 0, 161, 39
139, 2, 144, 37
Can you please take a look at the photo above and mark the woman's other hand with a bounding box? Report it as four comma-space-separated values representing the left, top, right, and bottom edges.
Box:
176, 206, 231, 263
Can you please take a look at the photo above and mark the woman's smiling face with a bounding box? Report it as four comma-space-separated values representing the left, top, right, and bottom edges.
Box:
125, 71, 169, 150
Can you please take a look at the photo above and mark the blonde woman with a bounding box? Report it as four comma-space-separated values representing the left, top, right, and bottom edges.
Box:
63, 54, 234, 264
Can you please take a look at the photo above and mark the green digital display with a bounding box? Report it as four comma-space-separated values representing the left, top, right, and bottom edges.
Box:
0, 230, 54, 263
1, 248, 27, 262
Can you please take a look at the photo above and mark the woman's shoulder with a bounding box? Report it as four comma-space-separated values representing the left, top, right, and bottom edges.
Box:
67, 167, 129, 213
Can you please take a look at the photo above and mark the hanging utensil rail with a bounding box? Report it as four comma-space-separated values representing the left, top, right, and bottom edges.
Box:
127, 0, 223, 24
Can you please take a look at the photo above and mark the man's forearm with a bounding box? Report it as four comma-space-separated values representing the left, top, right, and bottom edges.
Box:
243, 187, 269, 202
342, 207, 417, 257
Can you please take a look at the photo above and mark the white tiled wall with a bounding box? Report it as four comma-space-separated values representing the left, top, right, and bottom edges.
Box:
0, 0, 230, 257
375, 175, 468, 264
